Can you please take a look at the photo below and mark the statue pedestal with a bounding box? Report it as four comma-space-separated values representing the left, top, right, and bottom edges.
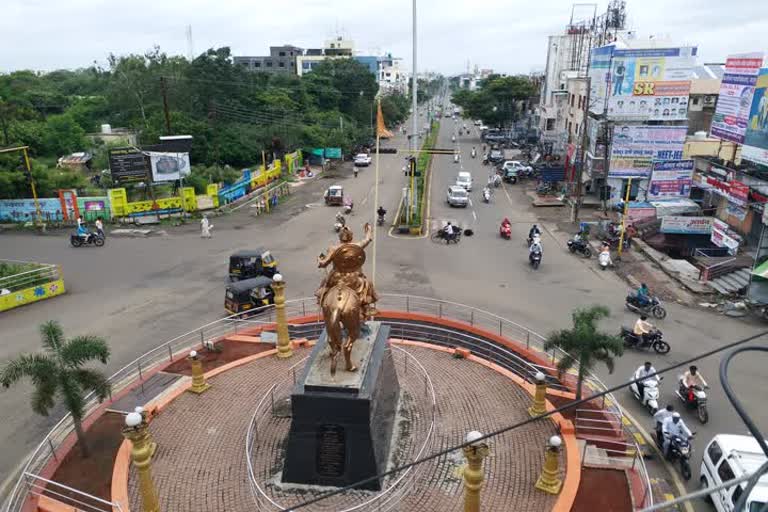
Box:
282, 322, 400, 490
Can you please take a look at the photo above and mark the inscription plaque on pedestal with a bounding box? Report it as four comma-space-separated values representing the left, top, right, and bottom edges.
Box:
282, 322, 400, 490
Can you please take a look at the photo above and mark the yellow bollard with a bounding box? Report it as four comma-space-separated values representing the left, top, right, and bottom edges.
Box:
123, 412, 160, 512
462, 431, 490, 512
134, 406, 157, 458
535, 435, 563, 495
187, 350, 210, 394
272, 273, 293, 359
528, 371, 548, 417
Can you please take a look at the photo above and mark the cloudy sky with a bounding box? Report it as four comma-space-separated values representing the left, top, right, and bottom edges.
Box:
1, 0, 766, 75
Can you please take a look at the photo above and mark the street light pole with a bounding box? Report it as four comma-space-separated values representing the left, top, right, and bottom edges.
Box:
411, 0, 418, 152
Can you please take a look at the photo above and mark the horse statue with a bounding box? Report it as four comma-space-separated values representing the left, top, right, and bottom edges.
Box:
321, 283, 362, 377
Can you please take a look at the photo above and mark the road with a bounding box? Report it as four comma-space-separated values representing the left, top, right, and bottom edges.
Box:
1, 103, 766, 507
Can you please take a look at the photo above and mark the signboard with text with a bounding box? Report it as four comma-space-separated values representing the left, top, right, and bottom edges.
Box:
648, 160, 694, 199
705, 177, 749, 206
660, 216, 712, 235
109, 147, 149, 183
609, 125, 687, 177
743, 68, 768, 166
711, 53, 764, 143
711, 218, 743, 254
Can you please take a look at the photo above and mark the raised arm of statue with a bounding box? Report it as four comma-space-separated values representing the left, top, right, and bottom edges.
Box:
358, 223, 373, 249
317, 246, 335, 268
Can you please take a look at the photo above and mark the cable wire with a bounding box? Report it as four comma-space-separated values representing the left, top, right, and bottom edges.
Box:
279, 329, 768, 511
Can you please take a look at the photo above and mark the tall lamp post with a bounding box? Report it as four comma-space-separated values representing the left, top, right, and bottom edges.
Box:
411, 0, 418, 153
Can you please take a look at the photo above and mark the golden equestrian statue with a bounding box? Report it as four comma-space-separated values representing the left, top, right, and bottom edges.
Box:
316, 223, 378, 376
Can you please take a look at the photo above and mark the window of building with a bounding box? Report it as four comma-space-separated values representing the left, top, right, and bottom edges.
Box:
546, 119, 555, 131
302, 62, 310, 70
692, 97, 700, 106
279, 51, 286, 57
254, 62, 261, 68
266, 61, 273, 67
621, 179, 640, 200
279, 62, 285, 67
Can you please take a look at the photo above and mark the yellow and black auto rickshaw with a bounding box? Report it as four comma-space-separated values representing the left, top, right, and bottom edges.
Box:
224, 276, 276, 315
228, 249, 278, 282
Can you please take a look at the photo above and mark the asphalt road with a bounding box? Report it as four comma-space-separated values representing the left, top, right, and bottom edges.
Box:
1, 104, 766, 507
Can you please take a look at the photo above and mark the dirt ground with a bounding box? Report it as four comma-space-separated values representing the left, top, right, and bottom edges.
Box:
47, 412, 124, 503
164, 340, 274, 375
572, 467, 633, 512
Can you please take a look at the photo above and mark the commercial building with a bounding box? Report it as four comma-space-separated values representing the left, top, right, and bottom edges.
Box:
233, 45, 304, 74
687, 63, 725, 134
296, 37, 354, 76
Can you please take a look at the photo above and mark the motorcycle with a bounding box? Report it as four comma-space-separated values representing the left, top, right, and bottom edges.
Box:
567, 237, 592, 258
377, 213, 386, 226
620, 327, 671, 354
625, 294, 667, 319
334, 212, 347, 232
482, 188, 491, 203
598, 250, 612, 270
471, 149, 477, 158
451, 135, 456, 143
343, 201, 353, 215
70, 231, 105, 248
500, 223, 511, 240
675, 378, 709, 424
491, 174, 501, 188
629, 375, 662, 414
529, 247, 542, 269
655, 432, 695, 480
527, 233, 541, 247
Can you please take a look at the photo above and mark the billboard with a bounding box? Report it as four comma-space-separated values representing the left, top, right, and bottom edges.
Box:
711, 218, 743, 254
147, 152, 191, 182
743, 68, 768, 166
647, 160, 694, 199
660, 216, 712, 235
609, 125, 687, 177
710, 53, 764, 143
605, 47, 697, 121
588, 45, 615, 114
109, 147, 149, 183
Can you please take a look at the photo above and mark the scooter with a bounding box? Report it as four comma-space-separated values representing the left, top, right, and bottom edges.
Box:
70, 231, 105, 248
527, 233, 541, 247
655, 432, 695, 481
343, 201, 353, 215
377, 213, 386, 226
629, 376, 662, 414
620, 327, 671, 354
471, 149, 477, 158
334, 212, 346, 232
625, 294, 667, 319
454, 154, 459, 163
598, 250, 612, 270
529, 247, 542, 270
566, 237, 592, 258
353, 168, 359, 178
675, 378, 709, 424
482, 188, 491, 203
500, 223, 511, 240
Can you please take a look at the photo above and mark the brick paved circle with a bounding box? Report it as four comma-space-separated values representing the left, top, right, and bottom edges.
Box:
129, 344, 561, 511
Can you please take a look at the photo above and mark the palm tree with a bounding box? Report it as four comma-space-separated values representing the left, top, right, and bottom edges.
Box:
0, 320, 111, 457
543, 305, 624, 400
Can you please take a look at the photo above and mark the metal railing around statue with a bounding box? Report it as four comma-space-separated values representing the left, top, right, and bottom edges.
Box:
2, 293, 649, 511
245, 346, 437, 511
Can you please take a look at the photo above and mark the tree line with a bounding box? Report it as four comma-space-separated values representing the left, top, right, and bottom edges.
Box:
0, 46, 439, 199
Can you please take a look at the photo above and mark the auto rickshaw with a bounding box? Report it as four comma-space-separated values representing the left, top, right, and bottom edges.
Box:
224, 276, 275, 315
228, 249, 278, 282
324, 185, 344, 206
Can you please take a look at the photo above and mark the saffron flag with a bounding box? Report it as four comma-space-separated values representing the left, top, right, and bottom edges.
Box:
376, 101, 393, 138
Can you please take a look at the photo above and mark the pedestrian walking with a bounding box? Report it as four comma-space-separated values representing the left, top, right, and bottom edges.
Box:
200, 215, 213, 238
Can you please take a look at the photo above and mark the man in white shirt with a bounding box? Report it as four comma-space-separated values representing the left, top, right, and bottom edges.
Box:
634, 361, 658, 404
662, 412, 693, 459
653, 405, 675, 441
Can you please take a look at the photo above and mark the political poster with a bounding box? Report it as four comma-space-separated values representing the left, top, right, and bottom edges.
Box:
711, 53, 764, 143
647, 160, 694, 200
609, 126, 687, 177
743, 68, 768, 166
660, 216, 712, 235
606, 47, 697, 121
147, 152, 191, 182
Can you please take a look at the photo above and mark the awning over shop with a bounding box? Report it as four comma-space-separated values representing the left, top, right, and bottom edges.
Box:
650, 198, 700, 217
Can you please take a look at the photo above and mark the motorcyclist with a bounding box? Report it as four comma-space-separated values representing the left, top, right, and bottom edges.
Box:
76, 223, 88, 239
501, 217, 511, 229
529, 239, 543, 255
529, 224, 541, 240
377, 206, 387, 222
335, 211, 346, 227
662, 412, 693, 459
599, 245, 613, 268
471, 147, 477, 158
681, 365, 708, 401
482, 186, 491, 201
634, 361, 659, 403
451, 134, 456, 143
653, 405, 675, 443
633, 315, 655, 346
443, 222, 457, 241
636, 283, 651, 307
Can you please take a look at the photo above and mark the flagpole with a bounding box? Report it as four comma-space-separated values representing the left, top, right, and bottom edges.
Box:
372, 97, 382, 288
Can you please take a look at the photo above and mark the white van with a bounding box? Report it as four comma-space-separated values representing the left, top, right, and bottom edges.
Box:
456, 172, 473, 191
700, 434, 768, 511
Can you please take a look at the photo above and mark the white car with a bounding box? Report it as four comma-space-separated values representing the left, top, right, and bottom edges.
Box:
447, 186, 469, 207
455, 171, 473, 191
474, 120, 482, 126
502, 160, 532, 173
353, 153, 372, 167
700, 434, 768, 511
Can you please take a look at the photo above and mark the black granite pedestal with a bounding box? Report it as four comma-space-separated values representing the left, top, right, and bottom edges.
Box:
282, 322, 400, 490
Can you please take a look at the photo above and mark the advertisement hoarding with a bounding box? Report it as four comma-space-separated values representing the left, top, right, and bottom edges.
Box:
743, 68, 768, 166
648, 160, 694, 199
609, 125, 687, 177
660, 216, 712, 235
606, 47, 696, 121
711, 218, 743, 254
705, 177, 749, 206
147, 152, 191, 182
710, 53, 764, 143
588, 45, 615, 114
109, 147, 149, 183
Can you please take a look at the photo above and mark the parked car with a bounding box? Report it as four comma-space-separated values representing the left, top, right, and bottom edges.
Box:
455, 171, 473, 191
700, 434, 768, 512
446, 185, 469, 207
354, 153, 372, 167
474, 120, 482, 126
489, 149, 504, 164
